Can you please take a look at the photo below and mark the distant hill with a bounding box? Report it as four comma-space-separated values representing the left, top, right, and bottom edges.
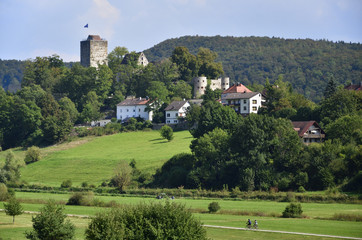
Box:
144, 36, 362, 102
2, 36, 361, 102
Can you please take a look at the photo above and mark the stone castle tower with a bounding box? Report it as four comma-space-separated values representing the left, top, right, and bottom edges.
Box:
193, 76, 230, 98
80, 35, 108, 68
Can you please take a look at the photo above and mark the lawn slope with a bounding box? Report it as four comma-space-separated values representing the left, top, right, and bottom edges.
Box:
20, 130, 193, 186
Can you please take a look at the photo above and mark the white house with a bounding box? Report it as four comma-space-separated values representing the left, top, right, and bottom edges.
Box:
116, 97, 153, 122
221, 92, 263, 115
164, 100, 190, 124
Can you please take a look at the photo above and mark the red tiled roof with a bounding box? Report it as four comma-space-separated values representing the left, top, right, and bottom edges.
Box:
344, 83, 362, 91
291, 121, 324, 137
222, 83, 252, 94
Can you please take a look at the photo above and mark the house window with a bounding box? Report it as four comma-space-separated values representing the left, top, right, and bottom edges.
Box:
127, 109, 129, 112
252, 100, 257, 104
144, 108, 147, 112
167, 113, 170, 117
167, 120, 170, 123
243, 106, 247, 111
175, 113, 178, 117
174, 120, 178, 123
252, 106, 257, 111
244, 100, 247, 104
133, 109, 135, 112
139, 108, 141, 112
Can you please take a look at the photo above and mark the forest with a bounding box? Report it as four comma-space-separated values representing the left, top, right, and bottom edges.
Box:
2, 36, 361, 103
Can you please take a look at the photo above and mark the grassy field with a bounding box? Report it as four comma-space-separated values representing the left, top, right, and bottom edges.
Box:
1, 192, 362, 239
0, 130, 193, 187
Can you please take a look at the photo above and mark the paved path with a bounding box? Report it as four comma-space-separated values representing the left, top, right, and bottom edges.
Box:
2, 209, 361, 239
203, 224, 362, 240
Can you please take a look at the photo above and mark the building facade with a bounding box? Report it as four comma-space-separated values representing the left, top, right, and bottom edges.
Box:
116, 97, 153, 122
80, 35, 108, 68
222, 92, 263, 115
164, 100, 190, 124
292, 121, 325, 145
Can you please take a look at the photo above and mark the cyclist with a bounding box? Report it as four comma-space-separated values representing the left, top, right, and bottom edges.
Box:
246, 219, 252, 229
253, 220, 258, 229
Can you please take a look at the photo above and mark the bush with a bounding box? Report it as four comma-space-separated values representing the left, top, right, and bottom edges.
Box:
85, 201, 207, 240
282, 203, 303, 218
24, 146, 41, 164
61, 179, 72, 188
160, 125, 174, 141
297, 186, 306, 193
25, 200, 75, 240
67, 192, 95, 206
81, 182, 88, 188
208, 202, 221, 213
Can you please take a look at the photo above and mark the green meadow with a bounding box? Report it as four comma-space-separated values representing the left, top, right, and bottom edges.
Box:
3, 130, 193, 187
1, 193, 362, 239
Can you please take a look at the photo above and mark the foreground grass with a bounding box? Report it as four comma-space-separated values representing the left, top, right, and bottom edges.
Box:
16, 130, 192, 187
2, 192, 362, 238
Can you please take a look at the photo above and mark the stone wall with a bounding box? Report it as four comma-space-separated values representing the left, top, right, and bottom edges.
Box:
80, 36, 108, 67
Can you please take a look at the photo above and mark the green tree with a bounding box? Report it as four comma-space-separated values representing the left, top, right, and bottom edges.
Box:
160, 125, 174, 141
146, 81, 169, 104
80, 91, 102, 123
24, 146, 41, 164
95, 64, 113, 102
1, 151, 24, 183
108, 46, 129, 73
59, 97, 79, 123
171, 46, 198, 83
325, 115, 362, 145
154, 59, 179, 87
85, 201, 207, 240
25, 200, 75, 240
320, 89, 361, 124
170, 80, 192, 100
197, 47, 224, 79
324, 77, 338, 99
109, 160, 132, 192
190, 100, 240, 138
191, 128, 231, 189
3, 197, 23, 223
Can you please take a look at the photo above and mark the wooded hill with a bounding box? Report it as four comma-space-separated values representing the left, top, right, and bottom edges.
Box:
1, 36, 361, 102
144, 36, 362, 102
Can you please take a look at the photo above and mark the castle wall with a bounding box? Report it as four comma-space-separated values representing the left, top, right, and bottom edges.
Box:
193, 76, 208, 98
80, 37, 108, 68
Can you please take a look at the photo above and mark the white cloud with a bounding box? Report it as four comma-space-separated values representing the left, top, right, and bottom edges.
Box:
79, 0, 120, 39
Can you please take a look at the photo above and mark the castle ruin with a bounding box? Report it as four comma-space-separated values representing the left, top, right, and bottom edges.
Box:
193, 76, 230, 98
80, 35, 108, 68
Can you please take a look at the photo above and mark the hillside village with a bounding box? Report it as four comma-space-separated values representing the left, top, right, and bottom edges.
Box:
82, 34, 326, 145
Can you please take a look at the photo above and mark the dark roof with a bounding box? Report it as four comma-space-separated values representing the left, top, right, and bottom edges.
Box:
291, 121, 324, 137
117, 97, 150, 106
87, 35, 102, 41
222, 92, 259, 100
164, 101, 188, 111
223, 83, 252, 94
121, 52, 143, 65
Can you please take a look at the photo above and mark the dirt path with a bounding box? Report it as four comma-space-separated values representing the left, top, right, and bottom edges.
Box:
203, 224, 362, 240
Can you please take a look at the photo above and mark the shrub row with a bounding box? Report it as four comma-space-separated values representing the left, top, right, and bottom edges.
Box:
11, 185, 361, 203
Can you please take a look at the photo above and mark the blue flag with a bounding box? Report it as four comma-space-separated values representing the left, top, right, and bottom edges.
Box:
84, 24, 88, 28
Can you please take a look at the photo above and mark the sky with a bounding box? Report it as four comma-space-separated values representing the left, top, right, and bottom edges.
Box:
0, 0, 361, 62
